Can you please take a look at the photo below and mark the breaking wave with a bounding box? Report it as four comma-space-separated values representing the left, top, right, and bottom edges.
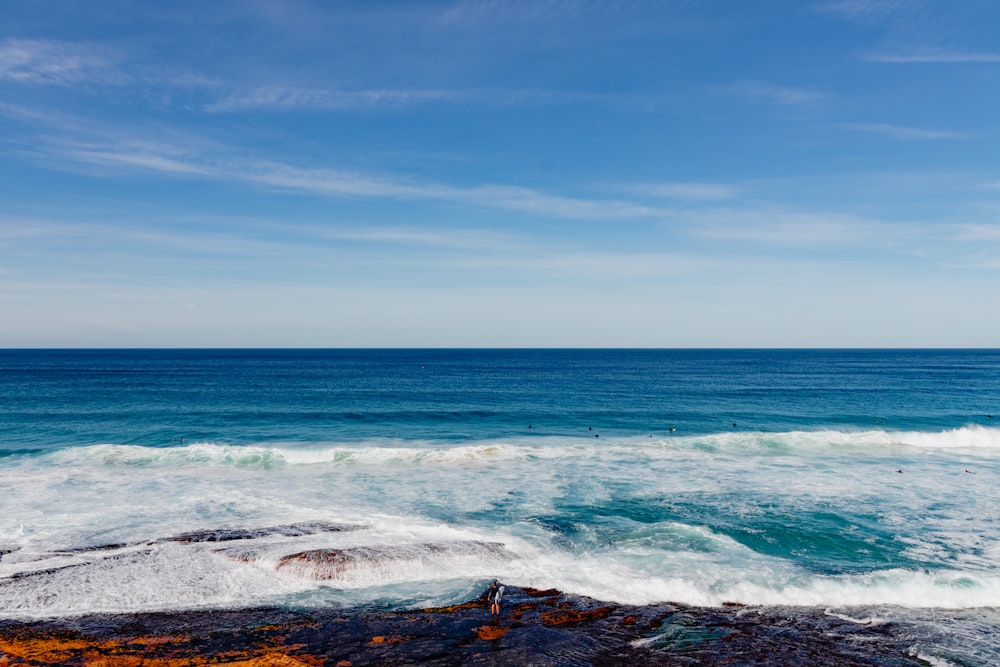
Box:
28, 425, 1000, 470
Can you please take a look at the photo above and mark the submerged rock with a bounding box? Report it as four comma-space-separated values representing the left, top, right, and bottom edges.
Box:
55, 521, 365, 554
274, 541, 508, 581
0, 585, 927, 666
166, 521, 364, 544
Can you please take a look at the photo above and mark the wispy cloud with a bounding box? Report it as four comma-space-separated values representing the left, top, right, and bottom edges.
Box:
938, 253, 1000, 270
202, 85, 666, 114
439, 0, 586, 26
0, 100, 59, 124
682, 207, 901, 247
627, 182, 741, 200
818, 0, 916, 22
840, 122, 964, 140
62, 144, 211, 175
867, 51, 1000, 63
440, 250, 735, 279
38, 138, 668, 220
953, 224, 1000, 242
313, 226, 523, 252
0, 38, 122, 85
682, 206, 998, 268
463, 184, 663, 218
435, 0, 679, 37
728, 80, 826, 106
205, 86, 464, 113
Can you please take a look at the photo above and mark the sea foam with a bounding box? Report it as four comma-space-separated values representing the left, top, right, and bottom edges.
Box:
31, 425, 1000, 470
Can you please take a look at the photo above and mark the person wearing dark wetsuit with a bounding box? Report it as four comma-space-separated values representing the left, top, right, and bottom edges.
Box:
488, 581, 505, 615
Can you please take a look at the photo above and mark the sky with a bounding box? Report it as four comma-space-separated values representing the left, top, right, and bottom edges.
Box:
1, 0, 999, 347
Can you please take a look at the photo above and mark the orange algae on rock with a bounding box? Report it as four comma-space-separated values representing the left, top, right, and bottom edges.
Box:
0, 627, 323, 667
201, 654, 314, 667
0, 633, 94, 664
420, 600, 483, 614
124, 636, 186, 647
80, 653, 312, 667
541, 606, 616, 627
367, 635, 408, 645
474, 625, 509, 641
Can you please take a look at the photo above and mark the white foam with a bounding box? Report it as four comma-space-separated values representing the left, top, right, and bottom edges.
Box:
655, 426, 1000, 456
0, 542, 310, 618
912, 651, 960, 667
3, 511, 999, 619
824, 609, 887, 625
888, 426, 1000, 451
2, 429, 999, 618
34, 426, 1000, 473
0, 514, 524, 619
495, 547, 1000, 610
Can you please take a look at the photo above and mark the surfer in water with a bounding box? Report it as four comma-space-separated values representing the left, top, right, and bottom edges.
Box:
488, 580, 505, 616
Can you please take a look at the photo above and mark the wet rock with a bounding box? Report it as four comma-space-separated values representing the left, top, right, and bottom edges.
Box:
523, 587, 561, 597
166, 521, 364, 543
61, 542, 132, 553
1, 549, 154, 585
542, 606, 616, 627
54, 522, 366, 556
0, 586, 927, 666
275, 542, 507, 581
474, 624, 509, 640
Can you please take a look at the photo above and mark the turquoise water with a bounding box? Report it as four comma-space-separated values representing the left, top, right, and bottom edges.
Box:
1, 349, 998, 663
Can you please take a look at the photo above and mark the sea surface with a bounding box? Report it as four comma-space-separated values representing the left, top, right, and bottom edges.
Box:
1, 349, 998, 664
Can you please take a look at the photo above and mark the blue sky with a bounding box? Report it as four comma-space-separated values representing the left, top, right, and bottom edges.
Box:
1, 0, 999, 347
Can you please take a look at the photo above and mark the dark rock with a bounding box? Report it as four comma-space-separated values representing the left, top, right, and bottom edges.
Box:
61, 542, 132, 553
166, 521, 364, 543
0, 586, 927, 666
55, 522, 365, 554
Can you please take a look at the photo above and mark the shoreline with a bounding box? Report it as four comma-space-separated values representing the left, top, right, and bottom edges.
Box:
0, 585, 928, 666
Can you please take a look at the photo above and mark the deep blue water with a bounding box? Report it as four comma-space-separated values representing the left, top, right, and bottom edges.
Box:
1, 349, 997, 449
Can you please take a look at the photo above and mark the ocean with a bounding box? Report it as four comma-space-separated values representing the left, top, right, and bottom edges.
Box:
1, 349, 998, 664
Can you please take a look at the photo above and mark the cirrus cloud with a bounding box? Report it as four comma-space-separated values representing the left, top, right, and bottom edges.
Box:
0, 38, 122, 86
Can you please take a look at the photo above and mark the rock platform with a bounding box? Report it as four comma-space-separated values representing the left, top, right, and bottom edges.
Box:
0, 585, 926, 666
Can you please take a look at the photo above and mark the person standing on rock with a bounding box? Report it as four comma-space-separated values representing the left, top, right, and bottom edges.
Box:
489, 581, 505, 616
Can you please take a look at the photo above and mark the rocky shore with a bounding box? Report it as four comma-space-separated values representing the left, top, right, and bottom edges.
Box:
0, 585, 927, 666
